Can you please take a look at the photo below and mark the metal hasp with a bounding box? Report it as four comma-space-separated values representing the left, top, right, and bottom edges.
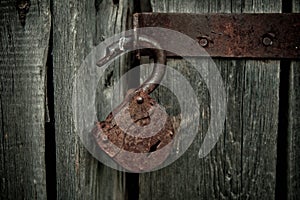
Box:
133, 13, 300, 59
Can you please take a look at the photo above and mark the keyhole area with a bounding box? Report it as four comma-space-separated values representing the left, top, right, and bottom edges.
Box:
149, 140, 161, 152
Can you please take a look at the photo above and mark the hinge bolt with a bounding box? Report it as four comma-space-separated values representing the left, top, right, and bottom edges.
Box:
199, 38, 209, 47
263, 37, 273, 46
262, 33, 275, 46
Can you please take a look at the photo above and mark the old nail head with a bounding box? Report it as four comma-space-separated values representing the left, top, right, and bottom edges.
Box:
263, 37, 273, 46
199, 38, 209, 47
262, 33, 275, 46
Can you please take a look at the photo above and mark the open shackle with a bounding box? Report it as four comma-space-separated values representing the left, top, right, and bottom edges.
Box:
96, 35, 167, 94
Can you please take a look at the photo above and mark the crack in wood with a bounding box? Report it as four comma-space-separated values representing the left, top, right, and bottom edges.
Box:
16, 0, 31, 27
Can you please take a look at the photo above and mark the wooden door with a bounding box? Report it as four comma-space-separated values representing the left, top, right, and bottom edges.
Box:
0, 0, 299, 199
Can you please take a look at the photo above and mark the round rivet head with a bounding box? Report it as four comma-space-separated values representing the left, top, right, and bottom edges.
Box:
263, 37, 273, 46
102, 134, 108, 142
136, 96, 144, 104
199, 38, 209, 47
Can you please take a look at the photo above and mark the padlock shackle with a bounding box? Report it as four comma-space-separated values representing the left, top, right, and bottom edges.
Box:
96, 35, 166, 94
137, 36, 166, 94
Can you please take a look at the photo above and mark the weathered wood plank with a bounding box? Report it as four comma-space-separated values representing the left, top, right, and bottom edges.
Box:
287, 61, 300, 200
0, 0, 50, 199
94, 0, 139, 197
139, 0, 280, 199
288, 1, 300, 199
53, 0, 134, 199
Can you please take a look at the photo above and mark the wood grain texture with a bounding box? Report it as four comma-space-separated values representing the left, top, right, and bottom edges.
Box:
0, 0, 50, 199
288, 1, 300, 199
139, 0, 281, 199
287, 62, 300, 200
53, 0, 133, 199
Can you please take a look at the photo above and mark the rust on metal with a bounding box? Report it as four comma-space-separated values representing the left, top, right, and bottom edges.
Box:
93, 90, 175, 172
93, 90, 174, 154
93, 35, 175, 172
133, 13, 300, 59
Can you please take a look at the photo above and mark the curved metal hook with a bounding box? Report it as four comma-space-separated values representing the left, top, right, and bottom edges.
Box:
96, 35, 166, 94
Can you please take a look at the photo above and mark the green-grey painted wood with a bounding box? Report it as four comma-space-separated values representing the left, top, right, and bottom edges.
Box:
139, 1, 281, 199
287, 62, 300, 200
53, 0, 133, 199
0, 0, 50, 199
288, 1, 300, 199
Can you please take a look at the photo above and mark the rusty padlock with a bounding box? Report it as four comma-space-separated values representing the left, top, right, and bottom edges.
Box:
92, 36, 175, 172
